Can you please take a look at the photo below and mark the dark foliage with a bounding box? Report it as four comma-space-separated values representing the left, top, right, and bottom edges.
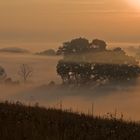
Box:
0, 102, 140, 140
56, 38, 140, 85
0, 66, 7, 81
113, 47, 126, 56
57, 61, 140, 85
90, 39, 107, 51
57, 38, 89, 55
36, 49, 56, 56
57, 38, 107, 56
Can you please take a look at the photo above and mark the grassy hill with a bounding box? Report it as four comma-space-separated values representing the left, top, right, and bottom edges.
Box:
0, 102, 140, 140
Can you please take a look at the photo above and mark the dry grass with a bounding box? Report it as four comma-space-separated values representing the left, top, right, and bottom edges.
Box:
0, 101, 140, 140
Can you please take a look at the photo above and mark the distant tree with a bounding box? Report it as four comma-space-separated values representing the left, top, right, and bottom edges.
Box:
57, 38, 89, 55
48, 81, 55, 87
18, 64, 33, 83
113, 47, 125, 55
56, 38, 140, 86
36, 49, 56, 56
0, 66, 7, 81
90, 39, 107, 51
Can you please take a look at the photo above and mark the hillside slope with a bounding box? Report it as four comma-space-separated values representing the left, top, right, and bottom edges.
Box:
0, 102, 140, 140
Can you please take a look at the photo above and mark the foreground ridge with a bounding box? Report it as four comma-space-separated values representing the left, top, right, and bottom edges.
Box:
0, 101, 140, 140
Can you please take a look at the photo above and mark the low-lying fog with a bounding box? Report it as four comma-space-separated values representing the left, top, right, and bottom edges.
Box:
1, 53, 140, 121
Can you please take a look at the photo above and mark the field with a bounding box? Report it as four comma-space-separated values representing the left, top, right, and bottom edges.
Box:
0, 102, 140, 140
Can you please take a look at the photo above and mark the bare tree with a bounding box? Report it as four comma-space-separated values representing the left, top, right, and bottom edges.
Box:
18, 64, 33, 83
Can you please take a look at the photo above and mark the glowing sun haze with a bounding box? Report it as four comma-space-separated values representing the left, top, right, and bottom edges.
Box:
0, 0, 140, 51
127, 0, 140, 9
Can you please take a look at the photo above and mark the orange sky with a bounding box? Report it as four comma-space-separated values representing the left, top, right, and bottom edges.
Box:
0, 0, 140, 51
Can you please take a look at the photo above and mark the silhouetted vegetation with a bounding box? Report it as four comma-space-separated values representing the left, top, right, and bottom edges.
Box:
36, 49, 56, 56
57, 38, 140, 85
0, 66, 19, 85
57, 38, 107, 56
18, 64, 33, 83
57, 38, 89, 55
0, 102, 140, 140
90, 39, 107, 52
0, 66, 7, 82
57, 61, 140, 85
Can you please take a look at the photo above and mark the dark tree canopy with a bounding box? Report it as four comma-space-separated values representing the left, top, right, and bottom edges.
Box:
57, 61, 140, 85
57, 38, 108, 56
0, 66, 7, 81
56, 38, 140, 86
57, 38, 90, 55
90, 39, 107, 51
113, 47, 125, 55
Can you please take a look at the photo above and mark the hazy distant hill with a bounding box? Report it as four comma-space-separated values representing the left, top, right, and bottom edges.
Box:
36, 49, 56, 56
0, 47, 30, 54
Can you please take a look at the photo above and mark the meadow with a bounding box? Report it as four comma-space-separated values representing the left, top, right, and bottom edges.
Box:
0, 101, 140, 140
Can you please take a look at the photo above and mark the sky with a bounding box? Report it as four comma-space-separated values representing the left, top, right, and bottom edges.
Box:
0, 0, 140, 51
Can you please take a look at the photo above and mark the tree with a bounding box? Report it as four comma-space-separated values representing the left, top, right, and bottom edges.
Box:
57, 38, 89, 55
36, 49, 56, 56
18, 64, 33, 83
0, 66, 7, 81
113, 47, 125, 55
57, 61, 140, 85
56, 38, 140, 86
90, 39, 107, 51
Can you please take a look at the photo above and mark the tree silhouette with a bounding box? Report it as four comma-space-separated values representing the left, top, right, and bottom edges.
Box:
113, 47, 125, 55
36, 49, 56, 56
57, 61, 140, 85
56, 38, 140, 86
18, 64, 33, 83
0, 66, 7, 81
90, 39, 107, 51
57, 38, 89, 55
